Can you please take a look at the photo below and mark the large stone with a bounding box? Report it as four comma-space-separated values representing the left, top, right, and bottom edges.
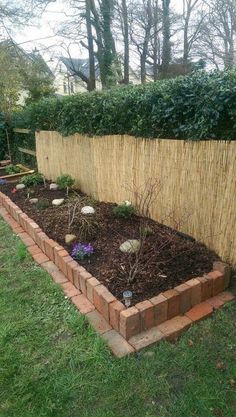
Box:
29, 198, 39, 204
65, 234, 77, 244
16, 183, 26, 190
119, 239, 141, 253
52, 198, 64, 207
50, 183, 59, 190
81, 206, 95, 215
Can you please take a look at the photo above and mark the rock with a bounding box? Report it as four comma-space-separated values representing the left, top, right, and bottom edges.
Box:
16, 184, 26, 190
52, 198, 64, 206
123, 200, 132, 206
81, 206, 95, 215
50, 183, 59, 190
29, 198, 39, 204
65, 234, 77, 244
119, 239, 141, 253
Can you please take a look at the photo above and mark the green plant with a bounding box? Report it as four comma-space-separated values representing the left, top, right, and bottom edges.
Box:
56, 174, 75, 196
5, 164, 21, 175
36, 198, 50, 210
20, 172, 44, 187
113, 202, 136, 218
12, 69, 236, 141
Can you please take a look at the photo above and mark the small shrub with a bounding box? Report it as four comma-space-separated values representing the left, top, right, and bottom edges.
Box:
113, 202, 136, 218
36, 198, 50, 210
71, 242, 94, 261
56, 174, 75, 196
5, 165, 22, 175
20, 172, 44, 187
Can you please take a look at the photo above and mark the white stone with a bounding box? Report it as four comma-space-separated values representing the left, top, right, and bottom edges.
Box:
50, 183, 59, 190
29, 198, 39, 204
81, 206, 95, 215
16, 183, 26, 190
65, 234, 77, 244
52, 198, 64, 206
119, 239, 141, 253
123, 200, 132, 206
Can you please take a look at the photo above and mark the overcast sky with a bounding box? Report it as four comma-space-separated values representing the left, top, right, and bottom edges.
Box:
15, 0, 183, 63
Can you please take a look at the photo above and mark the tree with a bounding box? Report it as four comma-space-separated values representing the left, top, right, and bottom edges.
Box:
160, 0, 171, 78
197, 0, 236, 69
182, 0, 205, 66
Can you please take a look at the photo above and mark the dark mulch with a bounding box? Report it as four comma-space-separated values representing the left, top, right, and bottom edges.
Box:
1, 183, 220, 303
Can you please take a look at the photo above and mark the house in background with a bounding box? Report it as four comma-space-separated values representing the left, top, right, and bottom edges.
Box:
53, 56, 141, 95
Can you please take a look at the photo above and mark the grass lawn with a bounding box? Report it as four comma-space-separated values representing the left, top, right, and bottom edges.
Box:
0, 218, 236, 417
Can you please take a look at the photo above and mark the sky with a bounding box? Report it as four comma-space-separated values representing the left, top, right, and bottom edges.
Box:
14, 0, 183, 66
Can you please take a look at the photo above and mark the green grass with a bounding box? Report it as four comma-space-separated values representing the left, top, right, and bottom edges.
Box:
0, 218, 235, 417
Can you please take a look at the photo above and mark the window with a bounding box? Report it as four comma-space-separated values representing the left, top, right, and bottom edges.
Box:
63, 82, 68, 94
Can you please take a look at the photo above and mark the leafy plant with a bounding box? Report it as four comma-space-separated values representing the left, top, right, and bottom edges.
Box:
36, 198, 50, 210
12, 70, 236, 141
56, 174, 75, 196
71, 243, 94, 261
113, 202, 136, 218
20, 172, 44, 187
5, 164, 21, 175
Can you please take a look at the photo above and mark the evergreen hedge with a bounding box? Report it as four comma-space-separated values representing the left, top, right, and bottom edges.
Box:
13, 70, 236, 140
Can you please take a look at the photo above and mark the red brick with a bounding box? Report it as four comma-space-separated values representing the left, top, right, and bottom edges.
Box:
129, 326, 164, 350
206, 296, 224, 310
197, 276, 213, 301
13, 226, 24, 234
86, 310, 112, 334
79, 269, 93, 295
186, 278, 201, 306
72, 266, 83, 289
44, 239, 57, 261
218, 291, 235, 303
86, 277, 101, 303
150, 294, 168, 325
120, 307, 140, 339
28, 244, 42, 256
35, 231, 48, 252
185, 302, 213, 322
27, 221, 41, 240
66, 260, 79, 282
61, 282, 81, 298
33, 252, 49, 265
93, 284, 116, 322
18, 232, 35, 247
162, 289, 180, 319
158, 315, 192, 342
109, 300, 125, 331
136, 300, 154, 331
71, 294, 95, 314
175, 283, 191, 314
207, 271, 225, 296
102, 330, 135, 357
51, 270, 68, 284
41, 261, 58, 274
54, 246, 67, 268
213, 261, 231, 289
59, 255, 73, 276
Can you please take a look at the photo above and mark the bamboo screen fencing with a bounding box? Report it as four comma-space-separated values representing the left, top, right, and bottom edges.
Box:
36, 131, 236, 265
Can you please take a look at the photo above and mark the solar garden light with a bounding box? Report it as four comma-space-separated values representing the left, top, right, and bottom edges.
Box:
123, 290, 133, 308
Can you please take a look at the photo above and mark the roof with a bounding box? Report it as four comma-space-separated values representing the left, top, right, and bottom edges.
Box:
60, 57, 100, 79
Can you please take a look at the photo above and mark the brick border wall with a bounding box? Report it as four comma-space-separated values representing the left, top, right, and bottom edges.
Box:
0, 190, 234, 353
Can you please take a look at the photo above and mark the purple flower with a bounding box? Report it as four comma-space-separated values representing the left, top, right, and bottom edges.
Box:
71, 242, 94, 261
0, 179, 7, 185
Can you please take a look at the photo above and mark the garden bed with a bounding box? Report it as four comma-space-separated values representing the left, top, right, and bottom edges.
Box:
0, 182, 220, 304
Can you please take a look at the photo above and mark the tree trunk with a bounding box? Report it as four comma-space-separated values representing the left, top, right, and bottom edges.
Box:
85, 0, 96, 91
122, 0, 129, 84
153, 0, 159, 81
160, 0, 171, 78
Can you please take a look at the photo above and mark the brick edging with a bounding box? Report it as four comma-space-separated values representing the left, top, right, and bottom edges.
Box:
0, 190, 234, 355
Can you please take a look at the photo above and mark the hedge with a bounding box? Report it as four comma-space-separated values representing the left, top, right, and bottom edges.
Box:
13, 70, 236, 140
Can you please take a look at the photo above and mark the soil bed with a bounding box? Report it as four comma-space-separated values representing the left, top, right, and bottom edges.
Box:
1, 183, 220, 303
